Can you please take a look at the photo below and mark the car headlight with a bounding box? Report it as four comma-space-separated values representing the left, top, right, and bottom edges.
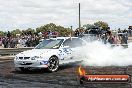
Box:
31, 56, 41, 60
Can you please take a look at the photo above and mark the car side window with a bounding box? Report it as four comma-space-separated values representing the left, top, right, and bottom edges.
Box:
70, 38, 84, 48
63, 38, 84, 48
63, 38, 72, 47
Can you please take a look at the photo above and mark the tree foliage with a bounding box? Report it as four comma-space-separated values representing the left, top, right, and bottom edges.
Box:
83, 21, 109, 30
36, 23, 72, 36
11, 29, 22, 37
0, 31, 5, 36
83, 24, 95, 30
1, 23, 73, 37
94, 21, 108, 29
24, 28, 35, 35
25, 28, 35, 33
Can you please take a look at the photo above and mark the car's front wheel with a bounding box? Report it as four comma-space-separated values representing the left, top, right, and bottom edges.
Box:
47, 56, 59, 72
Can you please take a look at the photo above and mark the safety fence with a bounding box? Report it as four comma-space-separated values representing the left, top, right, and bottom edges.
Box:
0, 47, 34, 55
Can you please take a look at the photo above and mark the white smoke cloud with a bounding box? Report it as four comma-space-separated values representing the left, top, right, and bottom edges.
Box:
75, 41, 132, 66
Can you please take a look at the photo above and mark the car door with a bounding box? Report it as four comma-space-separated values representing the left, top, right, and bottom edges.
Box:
69, 38, 85, 61
61, 38, 84, 59
59, 38, 72, 61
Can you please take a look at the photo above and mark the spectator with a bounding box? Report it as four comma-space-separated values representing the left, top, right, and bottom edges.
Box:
79, 29, 84, 38
74, 29, 79, 37
19, 37, 27, 47
113, 35, 119, 44
107, 33, 114, 44
7, 31, 11, 38
2, 37, 9, 48
128, 29, 132, 37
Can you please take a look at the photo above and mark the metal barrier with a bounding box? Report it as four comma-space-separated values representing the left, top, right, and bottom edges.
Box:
0, 47, 34, 55
111, 44, 128, 48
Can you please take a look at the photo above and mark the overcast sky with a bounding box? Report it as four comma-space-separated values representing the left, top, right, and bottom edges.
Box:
0, 0, 132, 31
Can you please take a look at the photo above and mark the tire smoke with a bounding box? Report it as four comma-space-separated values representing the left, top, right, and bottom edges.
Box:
75, 41, 132, 66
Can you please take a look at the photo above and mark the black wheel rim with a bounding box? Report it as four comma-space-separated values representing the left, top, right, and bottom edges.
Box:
48, 57, 58, 71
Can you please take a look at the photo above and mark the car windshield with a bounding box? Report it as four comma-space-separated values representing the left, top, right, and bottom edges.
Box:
35, 39, 64, 49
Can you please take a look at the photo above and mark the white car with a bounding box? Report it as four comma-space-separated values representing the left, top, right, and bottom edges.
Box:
14, 37, 86, 72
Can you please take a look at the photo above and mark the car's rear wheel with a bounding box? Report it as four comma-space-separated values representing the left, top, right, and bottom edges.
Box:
19, 67, 30, 72
47, 56, 59, 72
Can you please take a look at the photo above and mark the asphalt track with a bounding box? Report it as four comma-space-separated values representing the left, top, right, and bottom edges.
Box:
0, 60, 132, 88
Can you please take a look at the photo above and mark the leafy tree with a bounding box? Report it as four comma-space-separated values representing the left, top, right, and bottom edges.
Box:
21, 28, 35, 35
25, 28, 35, 33
36, 23, 72, 36
94, 21, 108, 30
11, 29, 22, 37
0, 31, 5, 36
83, 24, 95, 30
36, 23, 56, 33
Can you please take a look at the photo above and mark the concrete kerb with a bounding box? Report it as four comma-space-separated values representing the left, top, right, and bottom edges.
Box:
0, 56, 15, 61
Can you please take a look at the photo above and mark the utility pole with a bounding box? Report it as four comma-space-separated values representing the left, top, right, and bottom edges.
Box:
79, 3, 81, 30
70, 26, 73, 37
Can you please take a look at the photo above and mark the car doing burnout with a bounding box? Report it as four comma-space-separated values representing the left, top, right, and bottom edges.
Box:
14, 37, 86, 72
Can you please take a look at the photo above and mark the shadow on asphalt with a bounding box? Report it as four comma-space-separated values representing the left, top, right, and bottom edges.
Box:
12, 68, 50, 74
12, 63, 79, 74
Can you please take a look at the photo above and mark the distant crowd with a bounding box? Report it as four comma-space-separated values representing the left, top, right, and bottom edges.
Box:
74, 28, 132, 44
1, 31, 40, 48
0, 28, 131, 48
0, 31, 60, 48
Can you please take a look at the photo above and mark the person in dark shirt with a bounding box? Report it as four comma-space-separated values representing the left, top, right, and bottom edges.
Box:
74, 29, 79, 37
7, 31, 11, 38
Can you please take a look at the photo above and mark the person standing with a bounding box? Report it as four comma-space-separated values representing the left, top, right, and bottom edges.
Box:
7, 31, 11, 38
128, 29, 132, 37
74, 29, 79, 37
108, 34, 114, 44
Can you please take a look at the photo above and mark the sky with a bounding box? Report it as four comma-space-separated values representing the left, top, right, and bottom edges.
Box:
0, 0, 132, 31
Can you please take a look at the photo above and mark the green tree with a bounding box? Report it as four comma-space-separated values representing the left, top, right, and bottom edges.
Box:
0, 31, 5, 36
25, 28, 35, 33
94, 21, 108, 29
36, 23, 57, 33
11, 29, 22, 37
36, 23, 72, 37
83, 24, 95, 30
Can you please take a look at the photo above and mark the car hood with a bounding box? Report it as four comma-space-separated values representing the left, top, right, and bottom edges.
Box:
17, 49, 58, 57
